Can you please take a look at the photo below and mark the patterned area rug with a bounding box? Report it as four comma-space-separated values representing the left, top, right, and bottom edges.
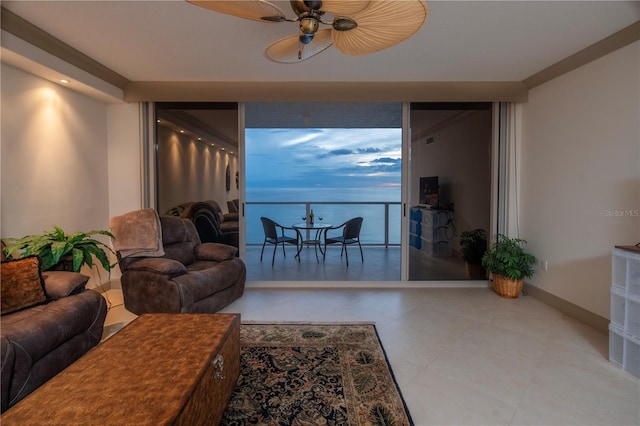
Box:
221, 323, 413, 426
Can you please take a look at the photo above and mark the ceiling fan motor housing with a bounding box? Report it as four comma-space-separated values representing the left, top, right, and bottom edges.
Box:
300, 16, 319, 35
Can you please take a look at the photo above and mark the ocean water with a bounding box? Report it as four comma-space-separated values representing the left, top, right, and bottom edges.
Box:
245, 187, 401, 245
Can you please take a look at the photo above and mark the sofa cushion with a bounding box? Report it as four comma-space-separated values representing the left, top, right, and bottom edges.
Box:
1, 257, 48, 315
220, 221, 240, 233
176, 258, 245, 303
160, 216, 197, 265
195, 243, 237, 262
41, 271, 89, 299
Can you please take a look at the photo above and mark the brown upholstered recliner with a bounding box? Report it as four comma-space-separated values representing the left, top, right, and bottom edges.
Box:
227, 199, 239, 214
179, 201, 239, 248
203, 200, 239, 233
116, 215, 245, 315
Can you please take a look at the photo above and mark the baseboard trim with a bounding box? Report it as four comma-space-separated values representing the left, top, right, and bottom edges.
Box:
247, 280, 492, 289
524, 283, 608, 333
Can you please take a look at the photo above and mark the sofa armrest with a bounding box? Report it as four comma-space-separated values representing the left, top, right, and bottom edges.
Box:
223, 212, 239, 222
1, 336, 14, 413
195, 243, 238, 261
41, 271, 89, 299
125, 258, 186, 276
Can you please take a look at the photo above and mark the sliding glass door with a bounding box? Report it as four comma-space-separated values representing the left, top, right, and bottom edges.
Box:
151, 101, 496, 284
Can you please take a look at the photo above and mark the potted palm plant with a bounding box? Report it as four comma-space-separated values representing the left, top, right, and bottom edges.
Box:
460, 228, 487, 279
2, 225, 116, 273
481, 234, 537, 298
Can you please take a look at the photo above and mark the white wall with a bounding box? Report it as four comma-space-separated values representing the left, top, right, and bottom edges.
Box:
107, 103, 142, 218
1, 63, 111, 286
157, 126, 239, 214
520, 41, 640, 319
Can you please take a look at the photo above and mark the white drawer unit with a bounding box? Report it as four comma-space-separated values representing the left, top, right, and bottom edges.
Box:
609, 324, 640, 378
612, 247, 640, 296
611, 285, 640, 338
609, 246, 640, 377
421, 209, 449, 227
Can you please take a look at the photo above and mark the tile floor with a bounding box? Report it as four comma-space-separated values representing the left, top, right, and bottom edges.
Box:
103, 287, 640, 425
244, 245, 471, 281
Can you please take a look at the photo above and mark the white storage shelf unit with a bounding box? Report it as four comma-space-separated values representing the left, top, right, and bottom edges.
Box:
609, 246, 640, 378
420, 209, 452, 257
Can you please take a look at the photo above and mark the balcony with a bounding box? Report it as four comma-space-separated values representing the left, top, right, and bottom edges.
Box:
243, 201, 469, 282
245, 201, 402, 246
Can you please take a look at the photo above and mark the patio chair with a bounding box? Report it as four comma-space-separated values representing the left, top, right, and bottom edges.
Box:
323, 217, 364, 266
260, 217, 300, 266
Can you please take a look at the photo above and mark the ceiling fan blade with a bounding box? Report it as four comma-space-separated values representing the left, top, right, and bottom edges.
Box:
187, 0, 286, 22
332, 0, 428, 56
265, 29, 333, 63
319, 0, 370, 16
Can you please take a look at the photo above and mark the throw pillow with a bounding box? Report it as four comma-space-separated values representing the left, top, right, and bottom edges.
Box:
1, 256, 49, 315
195, 243, 238, 261
41, 271, 89, 299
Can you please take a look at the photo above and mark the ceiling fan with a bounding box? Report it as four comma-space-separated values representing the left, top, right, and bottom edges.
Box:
187, 0, 428, 63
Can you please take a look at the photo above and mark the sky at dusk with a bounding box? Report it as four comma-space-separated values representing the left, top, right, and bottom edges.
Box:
245, 128, 402, 193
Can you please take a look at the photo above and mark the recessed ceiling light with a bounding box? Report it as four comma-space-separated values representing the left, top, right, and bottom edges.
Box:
157, 119, 161, 123
60, 79, 69, 84
198, 137, 202, 141
180, 130, 185, 133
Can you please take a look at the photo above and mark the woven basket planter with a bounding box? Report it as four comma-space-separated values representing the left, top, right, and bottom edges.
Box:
493, 274, 523, 298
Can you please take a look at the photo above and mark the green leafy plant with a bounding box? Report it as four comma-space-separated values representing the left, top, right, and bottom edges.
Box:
460, 228, 487, 264
481, 234, 537, 280
2, 225, 116, 273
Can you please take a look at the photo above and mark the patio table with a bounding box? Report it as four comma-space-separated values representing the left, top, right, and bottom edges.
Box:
292, 222, 331, 262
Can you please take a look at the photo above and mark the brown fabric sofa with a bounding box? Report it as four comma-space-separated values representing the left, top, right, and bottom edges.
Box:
0, 267, 107, 412
116, 215, 245, 315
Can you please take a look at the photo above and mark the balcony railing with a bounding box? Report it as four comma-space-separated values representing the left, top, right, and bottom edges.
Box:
245, 201, 401, 247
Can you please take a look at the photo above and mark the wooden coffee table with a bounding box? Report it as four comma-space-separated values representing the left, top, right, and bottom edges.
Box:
2, 313, 240, 425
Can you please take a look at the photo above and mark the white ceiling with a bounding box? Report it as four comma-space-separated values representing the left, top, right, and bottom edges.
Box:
3, 0, 639, 84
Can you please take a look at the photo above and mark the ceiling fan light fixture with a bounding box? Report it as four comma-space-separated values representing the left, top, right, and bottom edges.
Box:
299, 16, 319, 35
299, 33, 314, 44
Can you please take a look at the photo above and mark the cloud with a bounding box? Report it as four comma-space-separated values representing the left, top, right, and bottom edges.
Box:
246, 128, 402, 191
328, 149, 353, 156
358, 147, 382, 154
